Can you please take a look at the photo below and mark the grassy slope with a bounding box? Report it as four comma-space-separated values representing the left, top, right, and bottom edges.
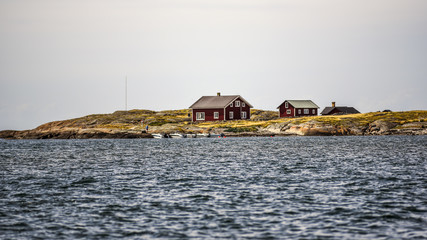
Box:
35, 109, 191, 131
34, 109, 427, 134
201, 111, 427, 133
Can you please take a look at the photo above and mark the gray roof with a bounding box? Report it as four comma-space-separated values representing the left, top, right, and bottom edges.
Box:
190, 95, 253, 109
277, 100, 319, 109
320, 107, 360, 115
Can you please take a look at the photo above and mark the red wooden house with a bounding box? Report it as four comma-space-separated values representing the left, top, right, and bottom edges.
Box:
189, 93, 253, 122
277, 100, 319, 118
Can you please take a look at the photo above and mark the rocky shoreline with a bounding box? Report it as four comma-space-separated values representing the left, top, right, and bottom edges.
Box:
259, 119, 427, 136
0, 129, 153, 140
1, 110, 426, 139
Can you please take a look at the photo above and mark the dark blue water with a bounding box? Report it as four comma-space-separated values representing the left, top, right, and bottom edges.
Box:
0, 136, 426, 239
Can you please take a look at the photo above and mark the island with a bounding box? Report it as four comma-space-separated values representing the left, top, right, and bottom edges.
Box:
0, 110, 426, 139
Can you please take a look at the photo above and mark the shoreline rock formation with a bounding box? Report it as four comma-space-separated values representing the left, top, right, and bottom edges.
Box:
260, 119, 427, 136
1, 110, 426, 139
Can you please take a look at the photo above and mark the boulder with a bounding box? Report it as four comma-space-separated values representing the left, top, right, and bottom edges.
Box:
367, 120, 398, 135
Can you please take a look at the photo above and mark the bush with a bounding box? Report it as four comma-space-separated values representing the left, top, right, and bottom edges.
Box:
225, 126, 257, 133
149, 120, 169, 126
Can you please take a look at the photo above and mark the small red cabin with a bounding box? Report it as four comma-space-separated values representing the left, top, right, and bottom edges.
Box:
278, 100, 319, 118
189, 93, 253, 122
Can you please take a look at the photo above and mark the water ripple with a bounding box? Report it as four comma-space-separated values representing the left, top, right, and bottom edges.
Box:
0, 136, 426, 239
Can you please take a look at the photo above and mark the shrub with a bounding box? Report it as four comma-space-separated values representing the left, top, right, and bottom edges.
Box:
225, 126, 258, 133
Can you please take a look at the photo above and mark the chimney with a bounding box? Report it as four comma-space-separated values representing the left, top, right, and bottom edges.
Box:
332, 102, 336, 107
217, 92, 221, 96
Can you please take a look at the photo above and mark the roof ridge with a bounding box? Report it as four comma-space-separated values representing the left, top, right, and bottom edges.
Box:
189, 95, 253, 109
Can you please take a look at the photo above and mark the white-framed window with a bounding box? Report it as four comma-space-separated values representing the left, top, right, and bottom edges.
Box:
298, 109, 301, 114
241, 111, 247, 119
235, 101, 240, 107
242, 102, 245, 107
196, 112, 205, 120
304, 109, 309, 114
229, 111, 234, 119
285, 102, 289, 108
214, 112, 219, 119
230, 102, 233, 107
286, 109, 291, 114
312, 109, 316, 114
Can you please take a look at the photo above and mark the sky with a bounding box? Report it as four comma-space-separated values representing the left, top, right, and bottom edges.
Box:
1, 0, 426, 130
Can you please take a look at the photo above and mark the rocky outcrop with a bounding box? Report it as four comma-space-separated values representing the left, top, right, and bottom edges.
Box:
261, 120, 359, 136
259, 119, 427, 136
366, 120, 398, 134
0, 128, 153, 139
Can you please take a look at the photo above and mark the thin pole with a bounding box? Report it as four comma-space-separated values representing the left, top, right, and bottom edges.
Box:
125, 76, 127, 111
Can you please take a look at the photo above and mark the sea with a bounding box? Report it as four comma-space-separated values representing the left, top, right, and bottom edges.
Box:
0, 136, 426, 239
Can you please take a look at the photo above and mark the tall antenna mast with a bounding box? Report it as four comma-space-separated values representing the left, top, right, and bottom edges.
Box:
125, 76, 128, 111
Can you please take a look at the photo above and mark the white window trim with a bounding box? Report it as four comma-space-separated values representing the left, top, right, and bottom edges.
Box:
312, 109, 316, 114
286, 109, 291, 114
230, 102, 233, 107
304, 109, 309, 114
285, 102, 288, 108
214, 112, 219, 119
196, 112, 205, 120
241, 111, 247, 119
235, 101, 240, 107
242, 102, 245, 107
298, 109, 301, 114
229, 111, 234, 119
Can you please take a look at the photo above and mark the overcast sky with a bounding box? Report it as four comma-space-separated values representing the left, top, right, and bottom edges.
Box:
1, 0, 426, 130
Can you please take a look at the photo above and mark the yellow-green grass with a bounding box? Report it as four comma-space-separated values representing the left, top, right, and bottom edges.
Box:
192, 111, 427, 130
35, 109, 427, 132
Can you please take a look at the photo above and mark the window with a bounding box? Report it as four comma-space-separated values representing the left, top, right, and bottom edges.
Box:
196, 112, 205, 120
229, 111, 234, 119
235, 101, 240, 107
286, 110, 291, 114
298, 109, 301, 114
312, 109, 316, 114
230, 102, 233, 107
241, 111, 247, 119
285, 102, 289, 108
242, 102, 245, 107
304, 109, 309, 114
214, 112, 219, 119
